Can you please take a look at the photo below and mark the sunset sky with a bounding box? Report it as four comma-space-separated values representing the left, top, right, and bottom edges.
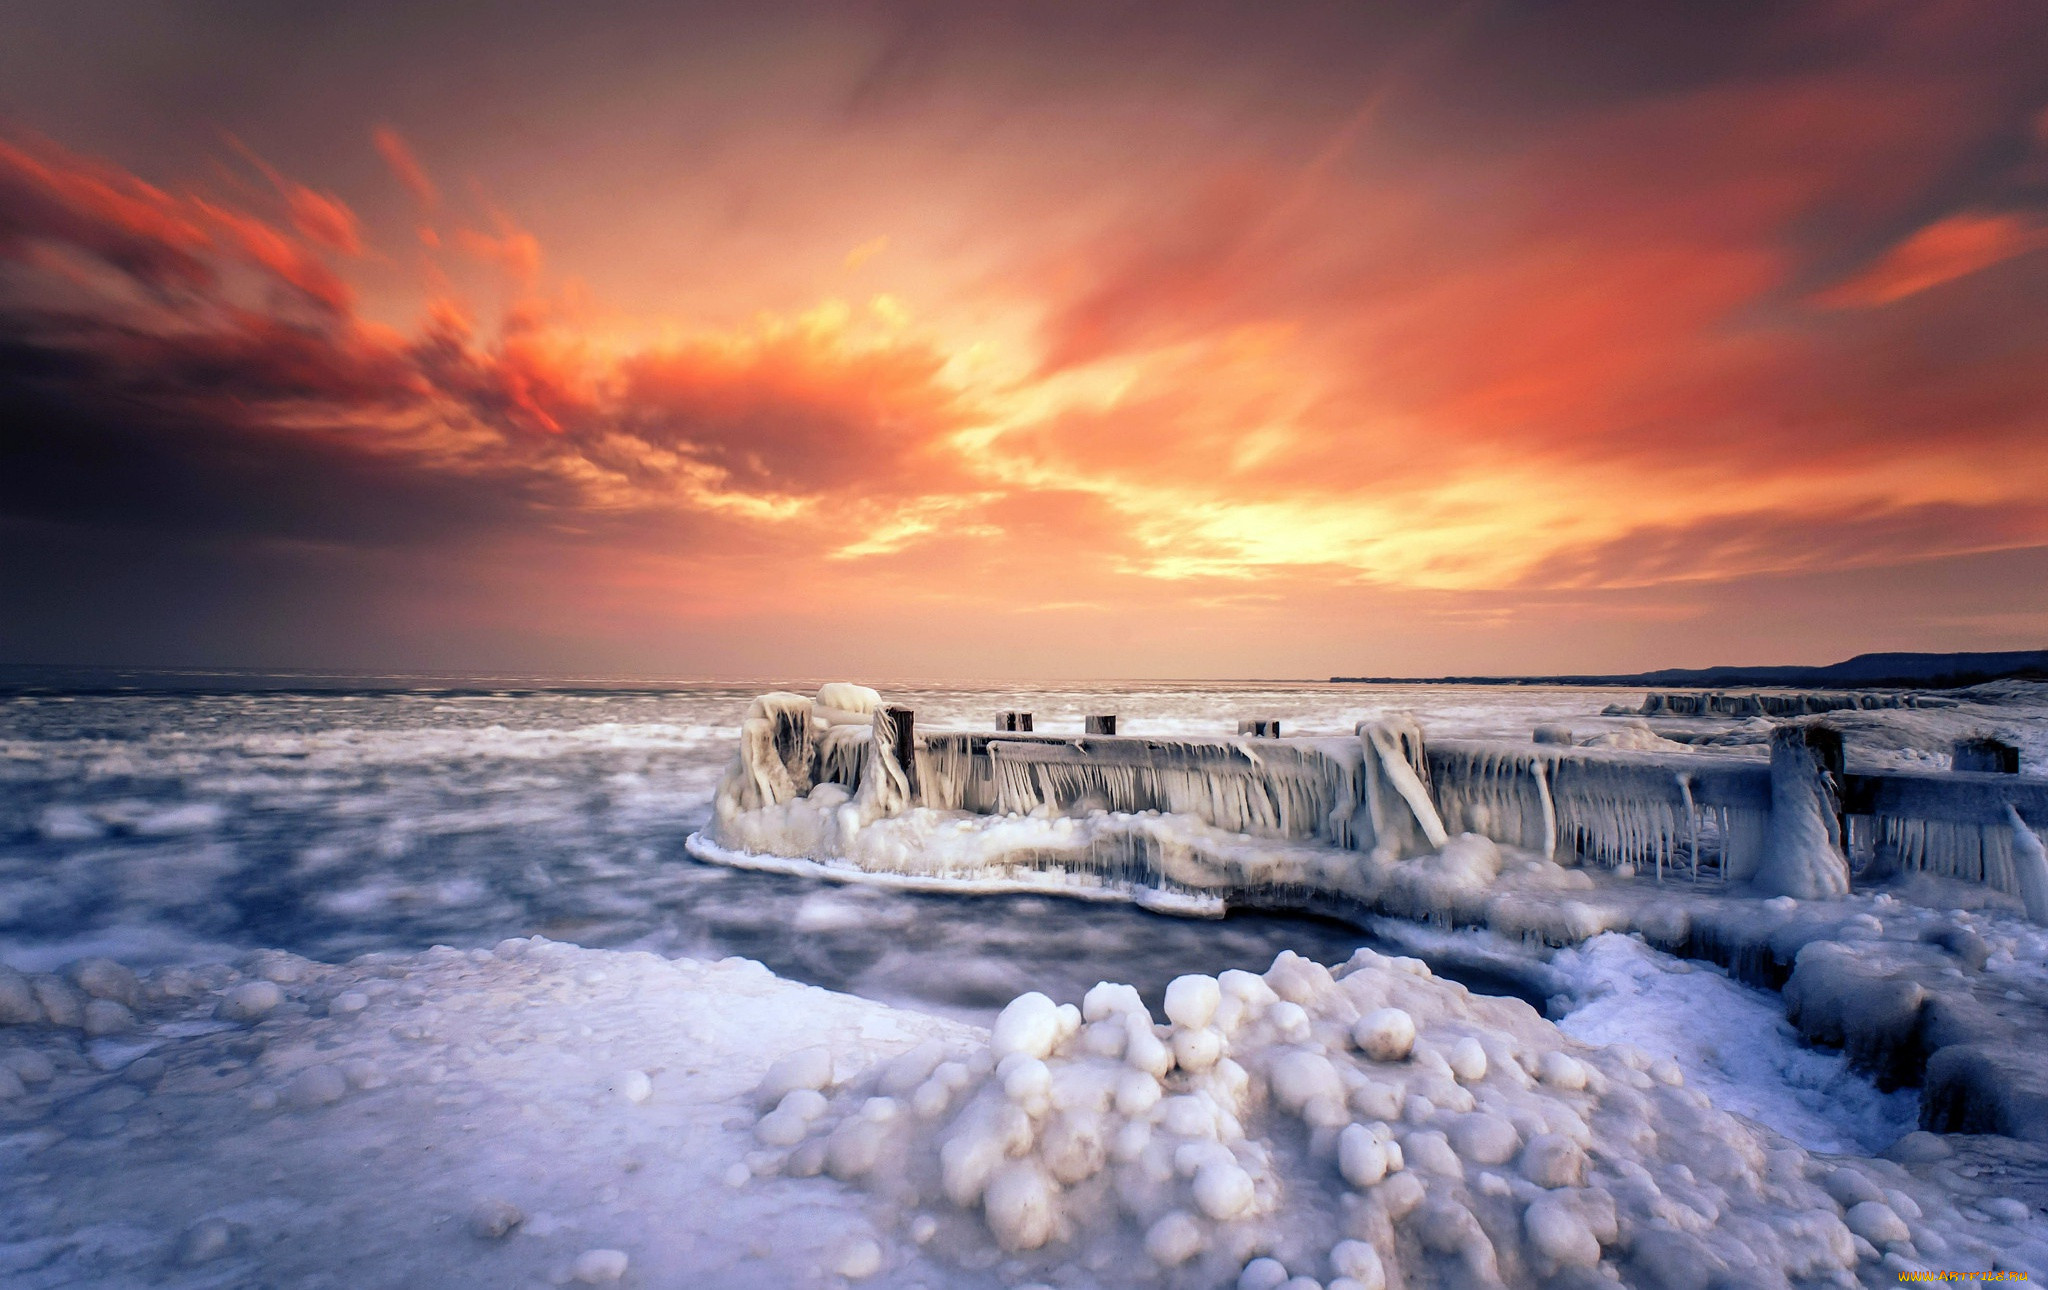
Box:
2, 1, 2045, 679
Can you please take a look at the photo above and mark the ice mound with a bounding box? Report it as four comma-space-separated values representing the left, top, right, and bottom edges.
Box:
2, 937, 2044, 1286
740, 946, 2044, 1287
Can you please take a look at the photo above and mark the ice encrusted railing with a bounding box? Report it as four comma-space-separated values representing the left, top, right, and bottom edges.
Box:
704, 684, 2048, 907
1424, 741, 1770, 883
919, 732, 1366, 846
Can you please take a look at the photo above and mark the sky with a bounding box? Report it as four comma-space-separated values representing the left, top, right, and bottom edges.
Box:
1, 0, 2045, 680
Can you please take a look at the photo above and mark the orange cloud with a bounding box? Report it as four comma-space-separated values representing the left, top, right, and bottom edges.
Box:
457, 214, 542, 284
286, 187, 362, 255
5, 0, 2048, 680
1813, 210, 2048, 309
372, 125, 439, 210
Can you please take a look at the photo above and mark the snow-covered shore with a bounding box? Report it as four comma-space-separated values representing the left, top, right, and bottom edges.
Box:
4, 936, 2044, 1288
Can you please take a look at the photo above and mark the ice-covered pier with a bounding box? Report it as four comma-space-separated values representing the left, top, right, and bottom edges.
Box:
694, 684, 2048, 1146
701, 684, 2046, 911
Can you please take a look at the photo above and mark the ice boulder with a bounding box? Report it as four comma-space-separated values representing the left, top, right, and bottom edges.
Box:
1352, 1007, 1416, 1062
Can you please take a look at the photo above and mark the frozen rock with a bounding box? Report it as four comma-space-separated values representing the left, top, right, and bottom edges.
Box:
754, 1108, 810, 1146
1330, 1240, 1385, 1289
0, 966, 39, 1024
1524, 1194, 1600, 1268
330, 990, 369, 1015
571, 1248, 629, 1283
1271, 1051, 1344, 1114
1268, 1001, 1312, 1045
1401, 1130, 1462, 1177
1376, 1170, 1426, 1221
32, 976, 85, 1028
1824, 1167, 1884, 1209
1518, 1132, 1586, 1189
218, 980, 283, 1022
755, 1046, 833, 1107
985, 1159, 1058, 1250
1446, 1037, 1487, 1083
1172, 1026, 1224, 1071
878, 1039, 946, 1096
467, 1198, 524, 1239
1351, 1009, 1415, 1063
81, 999, 134, 1036
1844, 1200, 1910, 1246
1192, 1160, 1255, 1220
1144, 1210, 1203, 1266
826, 1115, 890, 1180
992, 993, 1065, 1062
1165, 974, 1222, 1029
1536, 1051, 1587, 1091
1448, 1111, 1519, 1165
1114, 1068, 1161, 1116
1337, 1123, 1390, 1187
0, 1067, 24, 1099
1239, 1257, 1290, 1290
69, 958, 139, 1007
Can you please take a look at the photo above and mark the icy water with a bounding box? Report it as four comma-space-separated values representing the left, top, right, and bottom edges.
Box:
3, 671, 2037, 1152
0, 678, 1645, 1015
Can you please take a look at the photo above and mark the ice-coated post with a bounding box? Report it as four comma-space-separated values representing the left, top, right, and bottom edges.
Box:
1757, 723, 1851, 899
997, 711, 1034, 732
1085, 715, 1118, 735
1954, 737, 2020, 774
886, 705, 918, 798
1237, 719, 1281, 738
1532, 723, 1574, 746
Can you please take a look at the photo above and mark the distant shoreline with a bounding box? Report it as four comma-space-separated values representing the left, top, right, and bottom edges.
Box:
1333, 648, 2048, 691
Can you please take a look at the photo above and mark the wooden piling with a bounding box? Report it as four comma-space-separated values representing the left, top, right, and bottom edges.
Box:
1085, 715, 1118, 735
886, 705, 918, 797
1759, 722, 1851, 898
1237, 719, 1281, 738
998, 711, 1034, 732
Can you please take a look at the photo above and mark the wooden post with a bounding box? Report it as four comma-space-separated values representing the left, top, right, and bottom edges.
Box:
1085, 715, 1118, 735
1954, 737, 2020, 774
886, 705, 918, 798
1532, 723, 1574, 746
1758, 723, 1850, 898
1237, 719, 1281, 738
997, 711, 1034, 732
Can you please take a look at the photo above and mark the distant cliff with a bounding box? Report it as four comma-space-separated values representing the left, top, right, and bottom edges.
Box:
1332, 649, 2048, 690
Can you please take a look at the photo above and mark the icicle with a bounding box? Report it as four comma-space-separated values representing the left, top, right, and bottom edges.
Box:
1674, 772, 1698, 884
1531, 757, 1557, 862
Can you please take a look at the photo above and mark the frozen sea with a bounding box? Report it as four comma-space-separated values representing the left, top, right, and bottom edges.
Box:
4, 670, 2043, 1152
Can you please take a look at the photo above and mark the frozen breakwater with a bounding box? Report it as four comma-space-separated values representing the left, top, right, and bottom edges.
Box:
684, 681, 2048, 1280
